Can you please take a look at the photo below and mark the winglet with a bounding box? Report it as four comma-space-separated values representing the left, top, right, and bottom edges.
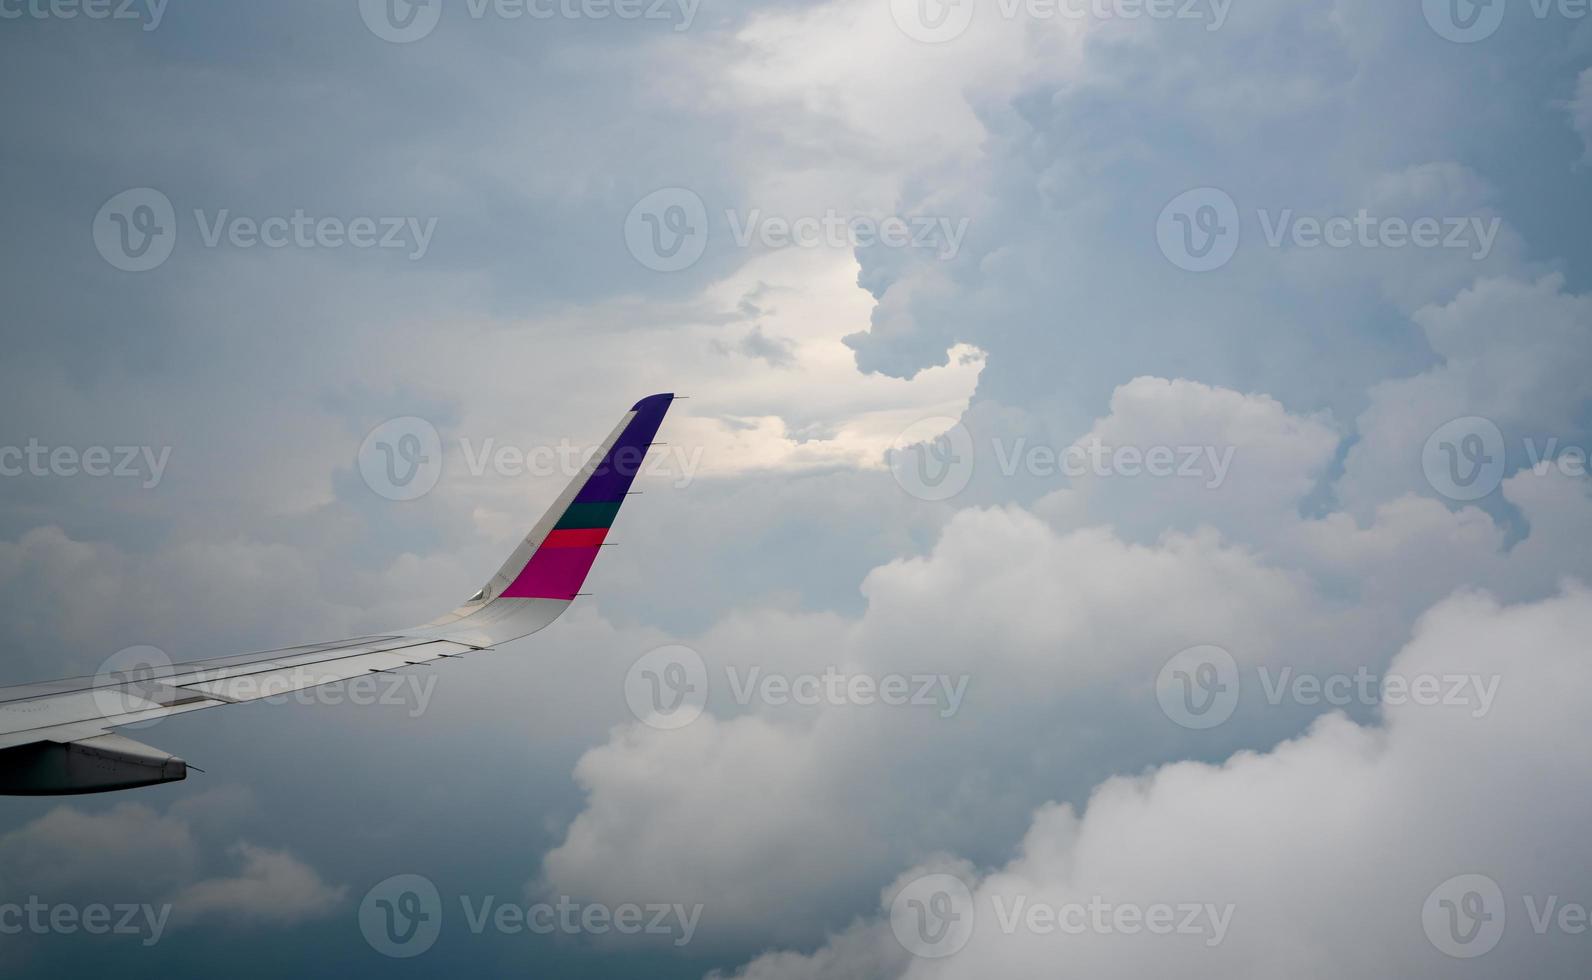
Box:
409, 394, 676, 647
498, 393, 674, 599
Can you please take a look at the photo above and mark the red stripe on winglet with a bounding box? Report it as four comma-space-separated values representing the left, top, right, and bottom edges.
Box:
539, 528, 609, 548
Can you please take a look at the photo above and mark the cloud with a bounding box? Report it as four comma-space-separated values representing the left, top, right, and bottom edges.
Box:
715, 325, 800, 369
170, 844, 347, 927
1335, 275, 1592, 516
539, 373, 1592, 957
2, 0, 1590, 977
1032, 376, 1340, 545
0, 789, 343, 933
727, 585, 1592, 979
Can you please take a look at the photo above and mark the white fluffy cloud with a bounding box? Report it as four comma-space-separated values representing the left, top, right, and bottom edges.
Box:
729, 585, 1592, 979
2, 0, 1588, 977
1337, 275, 1592, 516
170, 844, 347, 927
0, 789, 345, 932
537, 371, 1592, 964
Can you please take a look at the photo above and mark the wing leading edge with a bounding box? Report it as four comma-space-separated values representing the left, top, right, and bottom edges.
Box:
0, 394, 675, 795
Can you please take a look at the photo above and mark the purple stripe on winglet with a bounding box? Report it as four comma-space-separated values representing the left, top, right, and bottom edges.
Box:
573, 393, 674, 503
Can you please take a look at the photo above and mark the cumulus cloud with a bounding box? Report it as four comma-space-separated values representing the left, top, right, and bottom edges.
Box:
2, 0, 1589, 977
1335, 275, 1592, 516
0, 790, 344, 933
727, 585, 1592, 979
170, 844, 347, 927
1031, 376, 1340, 545
538, 374, 1592, 960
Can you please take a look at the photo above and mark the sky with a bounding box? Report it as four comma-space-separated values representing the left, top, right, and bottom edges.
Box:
1, 0, 1591, 976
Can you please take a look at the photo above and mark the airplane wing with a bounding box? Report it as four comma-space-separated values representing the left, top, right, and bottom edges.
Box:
0, 394, 675, 796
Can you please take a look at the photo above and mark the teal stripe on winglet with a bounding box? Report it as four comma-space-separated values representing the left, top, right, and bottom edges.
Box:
555, 500, 622, 530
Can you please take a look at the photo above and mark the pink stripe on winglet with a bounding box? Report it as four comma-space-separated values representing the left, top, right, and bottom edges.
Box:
501, 546, 602, 599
